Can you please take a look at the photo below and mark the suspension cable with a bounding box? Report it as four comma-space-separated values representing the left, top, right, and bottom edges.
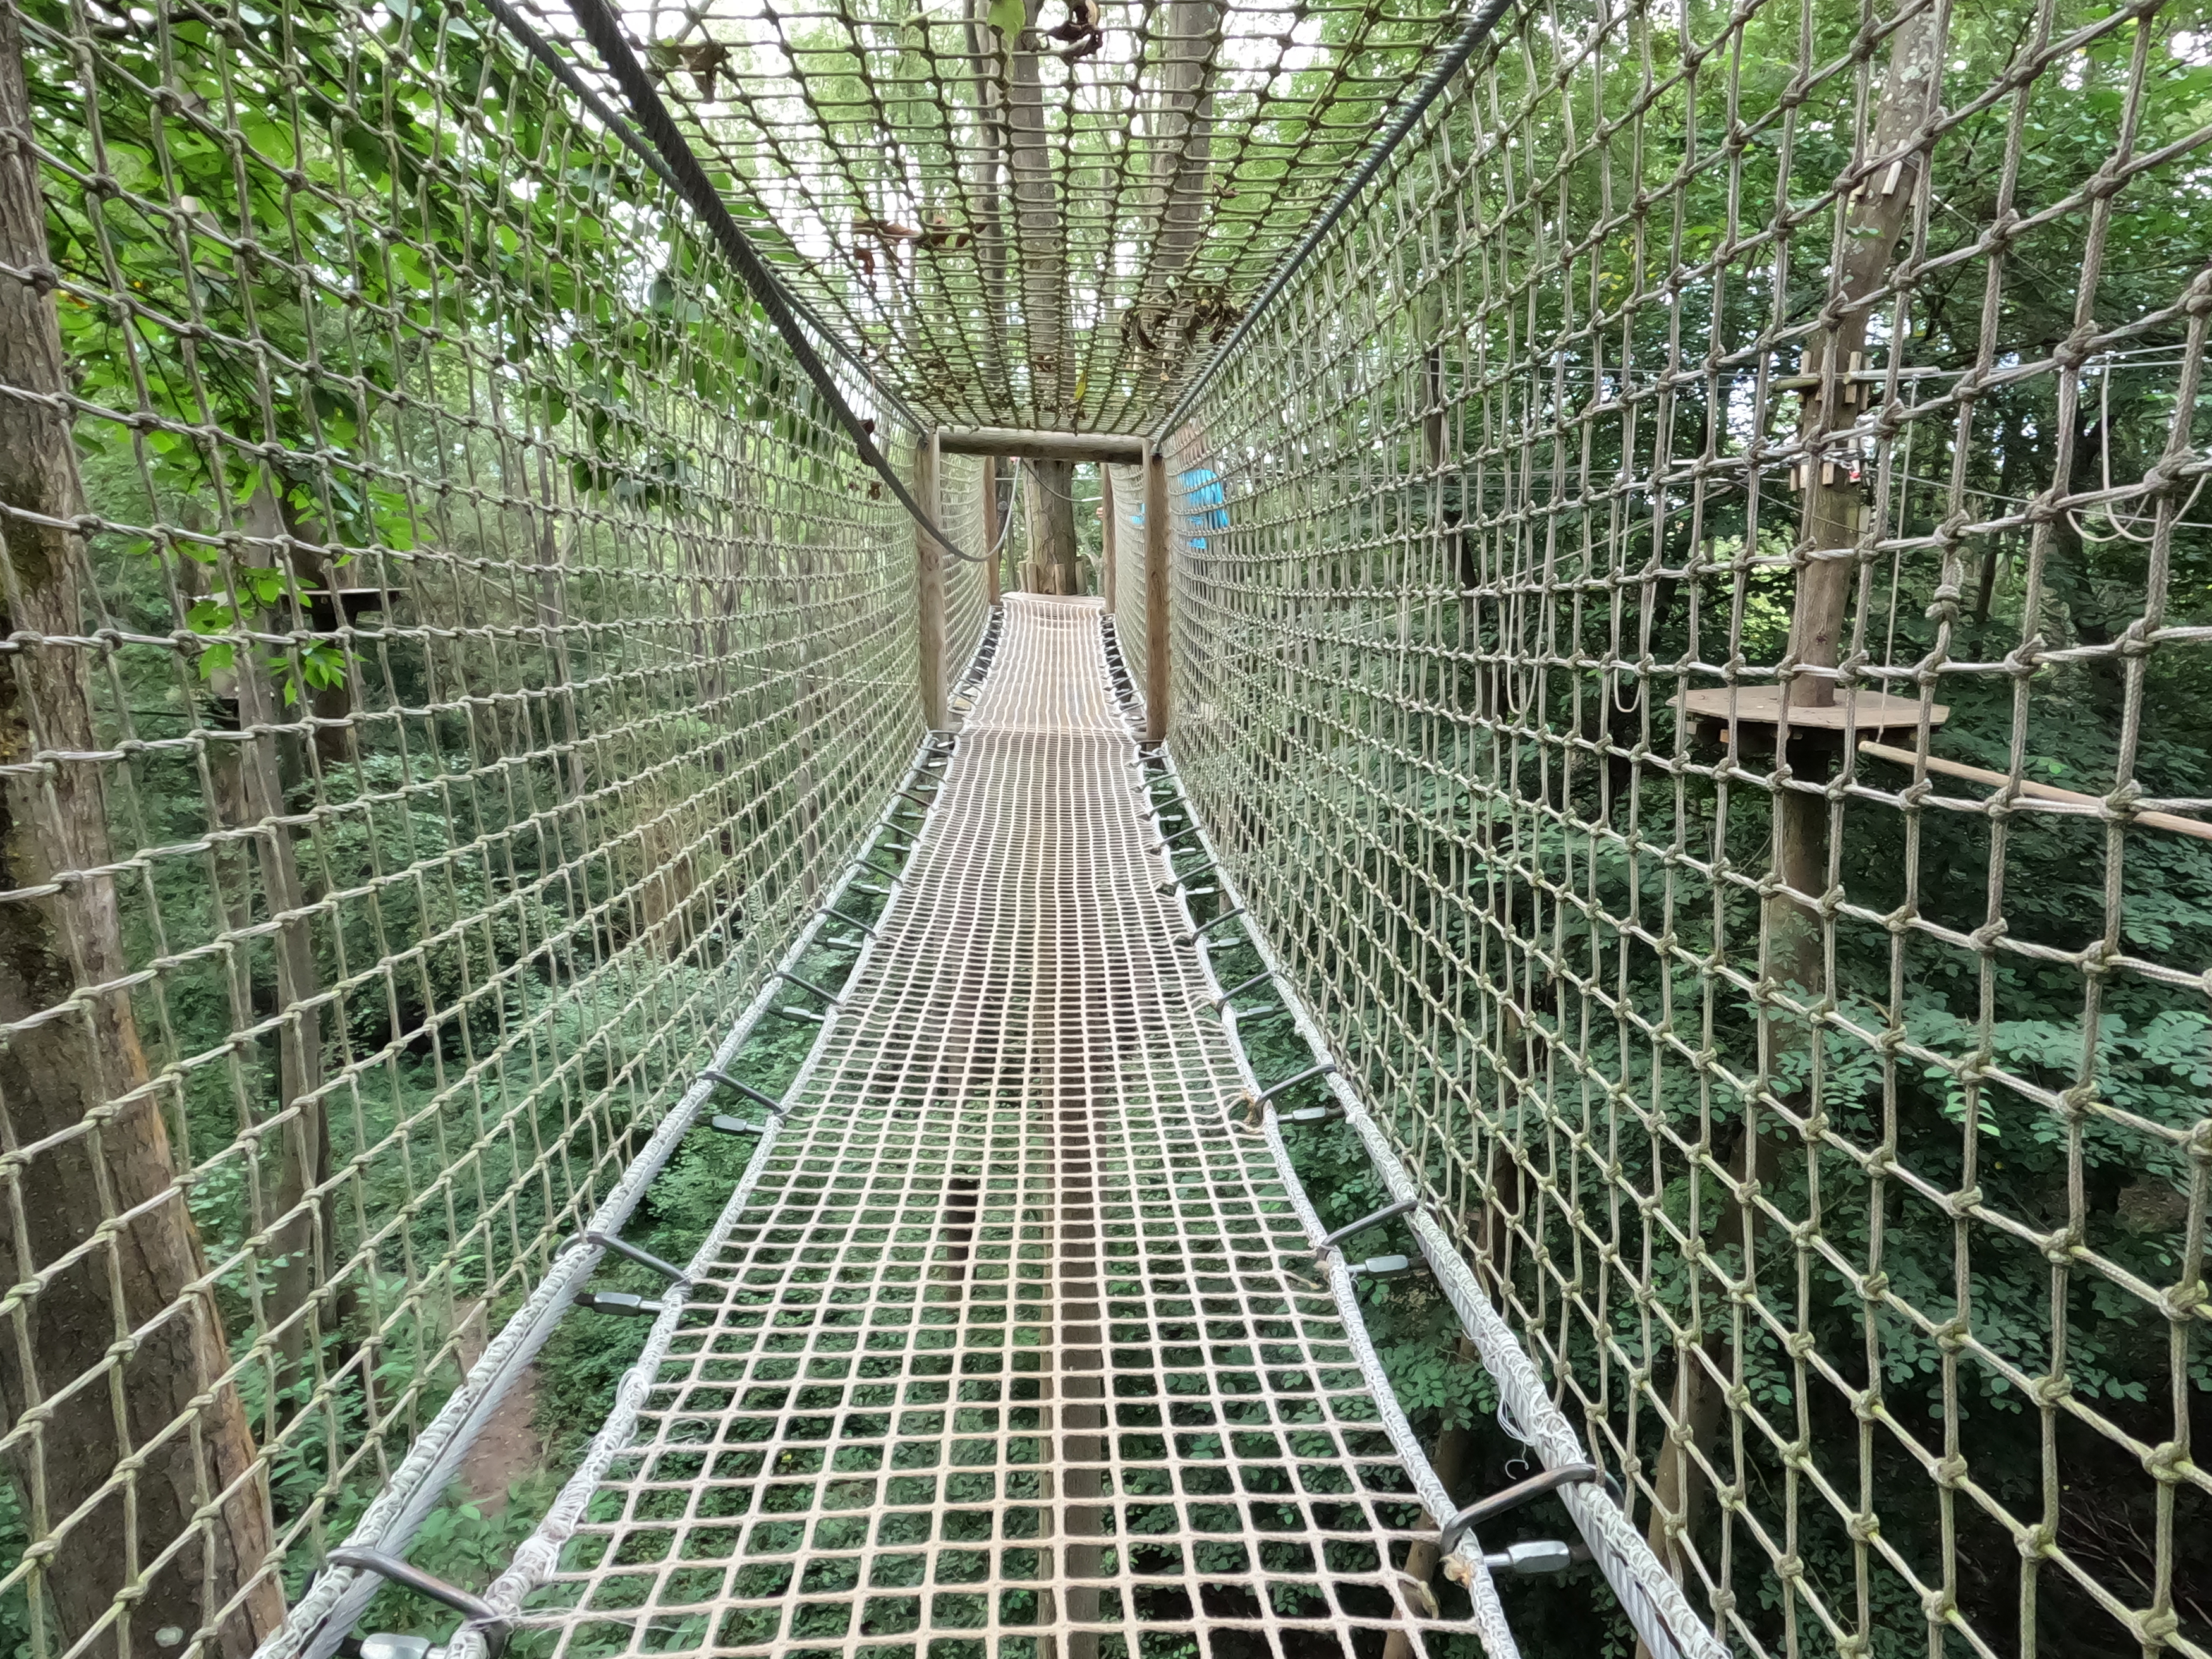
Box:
1150, 0, 1518, 444
477, 0, 983, 564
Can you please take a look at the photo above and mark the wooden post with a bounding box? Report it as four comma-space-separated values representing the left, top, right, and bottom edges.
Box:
1099, 465, 1117, 610
916, 429, 947, 729
1143, 450, 1170, 744
980, 455, 1001, 609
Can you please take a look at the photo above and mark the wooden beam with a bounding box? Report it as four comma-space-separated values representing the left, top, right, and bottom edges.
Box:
981, 455, 1000, 609
916, 430, 946, 729
1143, 451, 1170, 744
939, 426, 1147, 463
1099, 464, 1117, 610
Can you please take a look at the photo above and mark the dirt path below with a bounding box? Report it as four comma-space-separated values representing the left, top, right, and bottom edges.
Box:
452, 1301, 544, 1514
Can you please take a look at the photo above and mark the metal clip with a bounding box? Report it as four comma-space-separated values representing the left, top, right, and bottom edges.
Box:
1437, 1462, 1607, 1559
776, 969, 844, 1004
1175, 906, 1247, 946
1212, 970, 1271, 1009
700, 1069, 786, 1115
1249, 1061, 1335, 1109
574, 1291, 663, 1318
1318, 1195, 1418, 1253
326, 1548, 512, 1659
584, 1230, 688, 1284
1157, 858, 1218, 894
1346, 1253, 1419, 1282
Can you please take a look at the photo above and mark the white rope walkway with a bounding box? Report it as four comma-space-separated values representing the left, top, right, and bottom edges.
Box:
466, 595, 1498, 1659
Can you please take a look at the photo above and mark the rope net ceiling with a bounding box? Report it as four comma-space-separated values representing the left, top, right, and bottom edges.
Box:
529, 0, 1468, 431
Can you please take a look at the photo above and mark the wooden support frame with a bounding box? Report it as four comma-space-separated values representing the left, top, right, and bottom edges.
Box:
916, 430, 946, 729
1099, 464, 1117, 609
939, 427, 1146, 463
1143, 450, 1170, 744
980, 455, 1001, 608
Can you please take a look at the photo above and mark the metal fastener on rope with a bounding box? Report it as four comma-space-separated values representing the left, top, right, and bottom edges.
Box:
775, 970, 843, 1004
1319, 1196, 1419, 1252
700, 1069, 786, 1115
1152, 823, 1205, 853
1249, 1061, 1336, 1107
1175, 907, 1247, 946
1347, 1254, 1421, 1282
1282, 1104, 1343, 1126
1481, 1540, 1579, 1576
326, 1548, 513, 1659
583, 1230, 689, 1285
1157, 860, 1218, 894
707, 1114, 767, 1138
1437, 1462, 1607, 1559
1213, 970, 1271, 1008
776, 1005, 826, 1023
823, 907, 878, 935
574, 1291, 663, 1318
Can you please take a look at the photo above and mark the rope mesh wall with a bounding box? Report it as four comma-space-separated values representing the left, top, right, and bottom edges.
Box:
0, 4, 933, 1653
1164, 3, 2212, 1657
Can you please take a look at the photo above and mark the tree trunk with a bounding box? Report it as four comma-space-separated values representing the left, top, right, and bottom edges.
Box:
233, 493, 330, 1400
0, 16, 284, 1652
1024, 459, 1079, 594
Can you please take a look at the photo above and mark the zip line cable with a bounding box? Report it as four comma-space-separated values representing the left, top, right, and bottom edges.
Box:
477, 0, 983, 564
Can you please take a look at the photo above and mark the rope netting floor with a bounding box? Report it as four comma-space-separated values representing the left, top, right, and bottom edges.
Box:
501, 595, 1449, 1659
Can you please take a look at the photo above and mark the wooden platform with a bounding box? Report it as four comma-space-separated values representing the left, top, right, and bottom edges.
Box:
1677, 685, 1949, 732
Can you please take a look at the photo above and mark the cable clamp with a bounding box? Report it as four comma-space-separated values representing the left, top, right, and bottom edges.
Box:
1346, 1253, 1422, 1282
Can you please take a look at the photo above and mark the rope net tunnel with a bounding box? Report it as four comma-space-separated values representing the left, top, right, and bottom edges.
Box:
0, 0, 2207, 1658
